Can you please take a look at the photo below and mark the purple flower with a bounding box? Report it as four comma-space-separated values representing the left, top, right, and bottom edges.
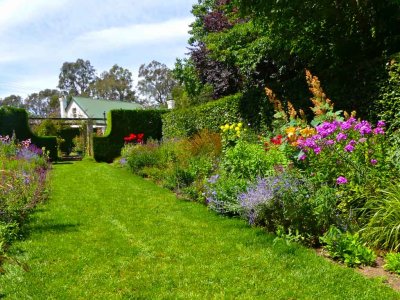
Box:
341, 117, 356, 130
370, 159, 378, 165
377, 120, 386, 127
325, 139, 335, 146
299, 154, 307, 160
304, 138, 318, 149
373, 127, 385, 135
316, 122, 338, 138
336, 132, 347, 141
344, 143, 355, 152
313, 147, 322, 154
336, 176, 348, 185
355, 120, 372, 135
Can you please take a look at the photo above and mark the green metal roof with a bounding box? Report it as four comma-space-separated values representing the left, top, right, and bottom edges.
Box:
70, 97, 143, 119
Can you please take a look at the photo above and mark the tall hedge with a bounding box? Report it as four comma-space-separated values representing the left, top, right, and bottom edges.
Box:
93, 109, 166, 162
0, 106, 58, 160
377, 52, 400, 132
162, 92, 272, 138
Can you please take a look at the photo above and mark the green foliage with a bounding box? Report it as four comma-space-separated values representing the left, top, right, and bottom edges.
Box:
320, 226, 376, 267
162, 94, 241, 138
360, 184, 400, 251
377, 53, 400, 131
124, 142, 160, 173
384, 252, 400, 275
93, 109, 166, 162
162, 91, 271, 139
0, 106, 57, 160
204, 174, 248, 215
222, 140, 287, 180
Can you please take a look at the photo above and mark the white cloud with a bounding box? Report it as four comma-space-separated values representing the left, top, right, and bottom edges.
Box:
73, 17, 194, 53
0, 0, 67, 32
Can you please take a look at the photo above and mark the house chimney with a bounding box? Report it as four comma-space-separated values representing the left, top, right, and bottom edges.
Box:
59, 97, 67, 118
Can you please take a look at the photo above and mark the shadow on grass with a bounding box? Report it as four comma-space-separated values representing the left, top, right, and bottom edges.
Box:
29, 222, 79, 234
53, 161, 74, 165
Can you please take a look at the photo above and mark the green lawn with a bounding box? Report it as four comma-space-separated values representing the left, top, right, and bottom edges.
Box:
0, 160, 398, 299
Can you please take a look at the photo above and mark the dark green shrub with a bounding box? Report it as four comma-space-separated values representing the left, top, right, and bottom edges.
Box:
0, 107, 57, 160
93, 109, 166, 162
377, 52, 400, 132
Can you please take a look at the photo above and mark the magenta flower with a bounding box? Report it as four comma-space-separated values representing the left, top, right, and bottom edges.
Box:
325, 139, 335, 146
299, 154, 307, 160
355, 120, 372, 135
373, 127, 385, 135
336, 176, 348, 185
370, 159, 378, 165
344, 143, 355, 152
377, 120, 386, 127
336, 132, 348, 141
314, 147, 322, 154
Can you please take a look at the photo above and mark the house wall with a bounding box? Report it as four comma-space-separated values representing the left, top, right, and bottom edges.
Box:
66, 102, 87, 119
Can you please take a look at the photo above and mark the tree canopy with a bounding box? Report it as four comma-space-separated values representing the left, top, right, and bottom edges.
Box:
136, 60, 177, 106
173, 0, 400, 117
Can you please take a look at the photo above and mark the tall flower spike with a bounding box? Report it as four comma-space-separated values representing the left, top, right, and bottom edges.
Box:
306, 69, 334, 117
265, 87, 287, 121
287, 101, 297, 119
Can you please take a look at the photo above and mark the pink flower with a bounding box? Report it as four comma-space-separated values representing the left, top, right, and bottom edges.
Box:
370, 159, 378, 165
336, 176, 348, 185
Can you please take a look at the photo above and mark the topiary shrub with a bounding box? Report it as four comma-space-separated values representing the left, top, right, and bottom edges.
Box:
0, 106, 57, 160
93, 109, 166, 163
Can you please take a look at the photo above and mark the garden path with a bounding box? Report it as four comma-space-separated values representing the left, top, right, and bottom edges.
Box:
0, 160, 398, 299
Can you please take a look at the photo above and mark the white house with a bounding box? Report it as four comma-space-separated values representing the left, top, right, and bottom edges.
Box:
59, 96, 143, 131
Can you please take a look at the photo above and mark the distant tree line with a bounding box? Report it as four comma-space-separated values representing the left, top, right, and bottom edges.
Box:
0, 59, 177, 117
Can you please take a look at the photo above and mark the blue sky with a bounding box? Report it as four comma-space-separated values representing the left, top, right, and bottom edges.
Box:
0, 0, 196, 98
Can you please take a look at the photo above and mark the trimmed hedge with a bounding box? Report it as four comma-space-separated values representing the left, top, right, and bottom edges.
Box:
162, 91, 272, 138
93, 109, 166, 162
59, 127, 80, 154
0, 106, 58, 160
377, 52, 400, 131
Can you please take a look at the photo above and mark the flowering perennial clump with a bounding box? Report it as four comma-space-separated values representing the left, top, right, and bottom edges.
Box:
0, 135, 50, 254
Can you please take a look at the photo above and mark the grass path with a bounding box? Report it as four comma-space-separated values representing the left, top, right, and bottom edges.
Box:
0, 160, 398, 299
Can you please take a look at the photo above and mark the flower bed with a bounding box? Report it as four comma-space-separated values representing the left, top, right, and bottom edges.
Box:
120, 70, 400, 268
0, 135, 50, 260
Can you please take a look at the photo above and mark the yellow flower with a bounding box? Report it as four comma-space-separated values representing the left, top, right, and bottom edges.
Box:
300, 127, 315, 137
238, 122, 243, 128
230, 124, 235, 130
235, 126, 240, 132
285, 127, 296, 138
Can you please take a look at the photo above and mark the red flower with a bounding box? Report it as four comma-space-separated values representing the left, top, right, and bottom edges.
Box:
270, 135, 283, 145
124, 133, 137, 143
